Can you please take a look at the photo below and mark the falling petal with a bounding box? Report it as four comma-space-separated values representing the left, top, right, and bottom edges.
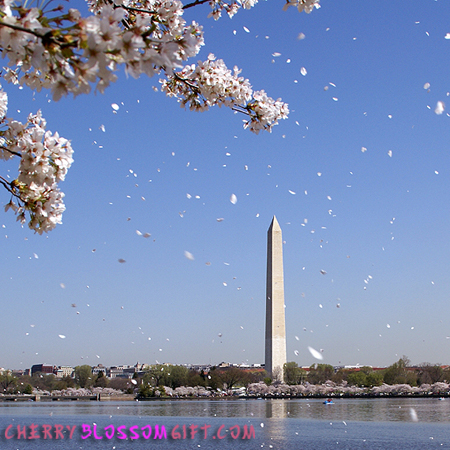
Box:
320, 270, 327, 275
58, 334, 66, 339
111, 103, 119, 111
118, 259, 126, 263
294, 350, 299, 356
361, 147, 367, 153
300, 67, 307, 76
100, 124, 106, 132
288, 190, 296, 195
217, 218, 224, 222
243, 26, 250, 33
308, 346, 323, 360
297, 33, 305, 40
272, 52, 281, 57
445, 33, 450, 40
410, 408, 418, 422
423, 82, 430, 90
435, 101, 445, 115
184, 251, 194, 260
388, 150, 393, 157
230, 194, 237, 204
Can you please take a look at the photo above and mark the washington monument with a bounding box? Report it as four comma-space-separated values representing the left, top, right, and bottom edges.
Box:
265, 216, 287, 380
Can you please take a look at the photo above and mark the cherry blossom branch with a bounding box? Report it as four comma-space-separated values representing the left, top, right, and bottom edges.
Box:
161, 54, 288, 133
0, 20, 45, 39
0, 0, 319, 232
0, 146, 21, 157
113, 4, 157, 15
0, 175, 18, 197
0, 89, 73, 233
183, 0, 210, 10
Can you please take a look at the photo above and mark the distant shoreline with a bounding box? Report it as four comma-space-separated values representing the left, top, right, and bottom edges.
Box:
1, 393, 449, 402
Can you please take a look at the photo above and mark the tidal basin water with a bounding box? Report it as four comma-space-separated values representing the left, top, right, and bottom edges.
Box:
1, 398, 450, 449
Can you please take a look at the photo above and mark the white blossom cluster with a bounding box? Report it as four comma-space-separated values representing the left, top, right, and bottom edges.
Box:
282, 0, 320, 13
370, 382, 450, 396
244, 89, 289, 134
164, 385, 211, 396
32, 387, 126, 396
207, 0, 258, 20
246, 381, 450, 397
161, 54, 289, 133
0, 0, 204, 100
0, 86, 73, 234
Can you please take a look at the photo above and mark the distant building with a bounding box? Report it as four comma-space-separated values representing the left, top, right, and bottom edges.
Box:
12, 369, 30, 377
184, 364, 211, 373
218, 362, 232, 368
55, 366, 74, 378
107, 366, 134, 379
31, 364, 57, 376
92, 365, 107, 376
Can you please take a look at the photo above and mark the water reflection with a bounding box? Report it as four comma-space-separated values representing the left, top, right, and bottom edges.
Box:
1, 398, 450, 423
264, 398, 289, 418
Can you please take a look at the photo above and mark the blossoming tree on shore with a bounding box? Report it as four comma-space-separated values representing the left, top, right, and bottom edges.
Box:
0, 0, 319, 233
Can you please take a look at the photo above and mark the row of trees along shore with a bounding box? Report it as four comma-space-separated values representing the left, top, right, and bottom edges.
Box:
2, 358, 450, 397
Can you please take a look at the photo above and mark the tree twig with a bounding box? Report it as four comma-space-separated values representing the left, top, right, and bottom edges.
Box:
0, 20, 45, 39
0, 146, 22, 158
183, 0, 211, 10
0, 175, 20, 199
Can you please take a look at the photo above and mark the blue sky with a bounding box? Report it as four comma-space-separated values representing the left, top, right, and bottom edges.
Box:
1, 0, 450, 370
